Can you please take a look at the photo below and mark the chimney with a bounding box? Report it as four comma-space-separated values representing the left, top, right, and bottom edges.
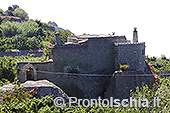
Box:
133, 27, 138, 43
55, 33, 61, 45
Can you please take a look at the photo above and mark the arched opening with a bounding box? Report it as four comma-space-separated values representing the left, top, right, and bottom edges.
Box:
26, 67, 34, 80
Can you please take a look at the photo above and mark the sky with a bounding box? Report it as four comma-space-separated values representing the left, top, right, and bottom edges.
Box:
1, 0, 170, 58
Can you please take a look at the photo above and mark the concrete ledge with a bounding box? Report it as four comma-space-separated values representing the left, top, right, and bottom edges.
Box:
17, 60, 53, 64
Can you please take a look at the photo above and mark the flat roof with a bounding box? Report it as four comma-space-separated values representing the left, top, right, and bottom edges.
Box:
77, 34, 111, 38
69, 34, 126, 39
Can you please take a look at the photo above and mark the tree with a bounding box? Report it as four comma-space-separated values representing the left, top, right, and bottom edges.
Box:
12, 5, 19, 10
1, 21, 18, 37
1, 20, 39, 37
13, 7, 28, 19
0, 9, 3, 15
4, 5, 19, 16
37, 27, 45, 37
5, 6, 14, 16
56, 30, 73, 44
150, 56, 157, 61
0, 29, 3, 37
35, 19, 43, 27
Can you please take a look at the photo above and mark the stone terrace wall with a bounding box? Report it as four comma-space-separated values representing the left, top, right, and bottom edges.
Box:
0, 50, 43, 57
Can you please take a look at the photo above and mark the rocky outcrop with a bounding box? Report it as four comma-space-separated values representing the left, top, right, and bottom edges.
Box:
47, 21, 67, 31
0, 80, 69, 103
48, 74, 111, 99
42, 26, 55, 31
48, 21, 58, 28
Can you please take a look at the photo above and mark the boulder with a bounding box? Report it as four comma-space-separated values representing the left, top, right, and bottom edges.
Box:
0, 80, 69, 103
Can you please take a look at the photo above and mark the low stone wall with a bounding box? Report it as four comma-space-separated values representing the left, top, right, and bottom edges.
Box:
0, 50, 43, 57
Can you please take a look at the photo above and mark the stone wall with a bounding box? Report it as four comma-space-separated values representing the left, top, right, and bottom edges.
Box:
17, 61, 54, 82
115, 42, 145, 72
53, 37, 128, 74
104, 71, 154, 100
53, 44, 90, 73
0, 50, 43, 57
87, 38, 116, 74
17, 61, 111, 99
17, 63, 153, 100
42, 73, 111, 99
53, 39, 145, 74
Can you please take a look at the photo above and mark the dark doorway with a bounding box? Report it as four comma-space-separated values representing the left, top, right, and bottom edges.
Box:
26, 67, 34, 80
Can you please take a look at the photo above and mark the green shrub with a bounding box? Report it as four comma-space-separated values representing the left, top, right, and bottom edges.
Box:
119, 64, 129, 71
0, 29, 3, 37
0, 77, 169, 112
0, 56, 44, 84
12, 7, 28, 19
129, 76, 170, 112
0, 78, 10, 87
0, 9, 3, 14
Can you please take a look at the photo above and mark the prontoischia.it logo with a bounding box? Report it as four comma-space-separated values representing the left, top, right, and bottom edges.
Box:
54, 97, 161, 108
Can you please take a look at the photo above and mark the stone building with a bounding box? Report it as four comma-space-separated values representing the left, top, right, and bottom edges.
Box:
17, 28, 145, 82
16, 28, 151, 100
53, 29, 145, 74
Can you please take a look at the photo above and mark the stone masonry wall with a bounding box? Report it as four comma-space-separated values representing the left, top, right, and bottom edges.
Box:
17, 61, 54, 82
0, 50, 43, 57
37, 71, 153, 100
17, 61, 154, 100
53, 44, 90, 73
104, 71, 154, 100
17, 61, 112, 99
42, 73, 111, 99
53, 37, 122, 74
17, 63, 153, 100
115, 42, 145, 72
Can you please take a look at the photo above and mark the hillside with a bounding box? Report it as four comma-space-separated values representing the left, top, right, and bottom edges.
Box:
0, 5, 73, 52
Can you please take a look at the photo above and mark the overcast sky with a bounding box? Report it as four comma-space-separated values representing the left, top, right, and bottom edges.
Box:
1, 0, 170, 57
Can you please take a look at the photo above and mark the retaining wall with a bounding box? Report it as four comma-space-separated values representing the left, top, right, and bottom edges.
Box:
0, 50, 43, 57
